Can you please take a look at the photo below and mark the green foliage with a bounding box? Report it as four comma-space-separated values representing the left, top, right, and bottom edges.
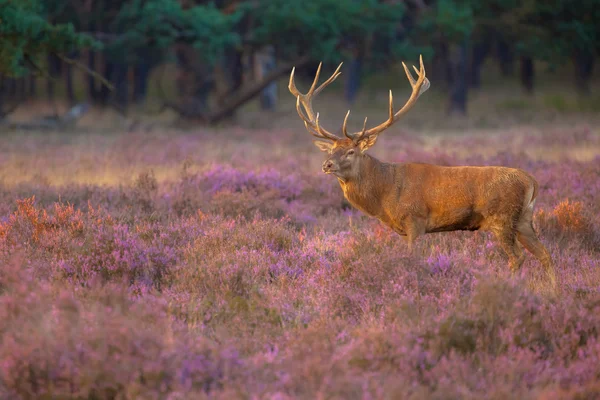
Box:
524, 0, 600, 61
473, 0, 600, 63
246, 0, 408, 63
419, 0, 599, 63
0, 0, 98, 77
108, 0, 242, 65
2, 0, 598, 105
433, 0, 475, 42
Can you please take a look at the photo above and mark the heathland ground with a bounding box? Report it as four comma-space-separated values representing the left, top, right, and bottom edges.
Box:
1, 68, 599, 398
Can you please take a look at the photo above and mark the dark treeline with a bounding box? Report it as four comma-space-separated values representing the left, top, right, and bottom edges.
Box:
1, 0, 599, 122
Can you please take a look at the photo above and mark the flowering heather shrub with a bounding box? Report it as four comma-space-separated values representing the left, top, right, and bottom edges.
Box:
0, 255, 244, 399
552, 200, 591, 233
535, 200, 598, 251
0, 127, 599, 398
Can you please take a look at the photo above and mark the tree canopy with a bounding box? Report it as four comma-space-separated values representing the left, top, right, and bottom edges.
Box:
107, 0, 242, 65
0, 0, 98, 76
1, 0, 598, 119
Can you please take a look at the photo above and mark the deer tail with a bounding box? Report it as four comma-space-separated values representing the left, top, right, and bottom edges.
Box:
523, 177, 539, 213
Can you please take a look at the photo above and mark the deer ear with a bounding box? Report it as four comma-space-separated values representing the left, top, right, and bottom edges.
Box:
359, 135, 378, 153
313, 140, 333, 153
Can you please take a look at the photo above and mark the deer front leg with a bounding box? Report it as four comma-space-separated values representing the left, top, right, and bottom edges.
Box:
390, 227, 415, 253
400, 217, 426, 254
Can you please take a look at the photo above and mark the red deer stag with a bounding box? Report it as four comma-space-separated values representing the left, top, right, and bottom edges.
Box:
289, 56, 556, 287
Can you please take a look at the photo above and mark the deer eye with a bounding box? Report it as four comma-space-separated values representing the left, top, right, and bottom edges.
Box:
347, 149, 355, 156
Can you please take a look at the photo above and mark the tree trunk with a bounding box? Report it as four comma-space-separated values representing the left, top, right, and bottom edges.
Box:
256, 46, 278, 110
448, 41, 469, 115
437, 40, 454, 88
7, 78, 16, 100
496, 37, 514, 77
470, 36, 491, 88
87, 49, 102, 103
99, 59, 114, 105
65, 58, 75, 105
214, 49, 244, 107
574, 50, 595, 96
173, 44, 213, 114
46, 54, 61, 101
520, 56, 534, 94
29, 74, 36, 98
0, 77, 20, 119
231, 51, 244, 96
46, 78, 55, 101
16, 77, 26, 102
112, 63, 129, 111
344, 45, 362, 105
0, 77, 5, 119
175, 46, 190, 97
133, 63, 151, 104
212, 50, 244, 118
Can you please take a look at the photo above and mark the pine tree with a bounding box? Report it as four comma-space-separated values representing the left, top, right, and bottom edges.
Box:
0, 0, 98, 77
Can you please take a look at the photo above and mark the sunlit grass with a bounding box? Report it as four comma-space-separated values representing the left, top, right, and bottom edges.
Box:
2, 120, 598, 188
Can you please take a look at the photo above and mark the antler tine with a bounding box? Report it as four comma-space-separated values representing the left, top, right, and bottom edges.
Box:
308, 62, 323, 95
416, 55, 430, 95
289, 62, 344, 142
348, 115, 368, 142
295, 94, 338, 140
296, 96, 322, 139
352, 90, 394, 143
342, 110, 352, 139
354, 54, 429, 139
295, 95, 311, 125
315, 113, 325, 136
388, 90, 394, 122
288, 67, 300, 97
304, 121, 323, 139
404, 62, 417, 86
314, 63, 343, 97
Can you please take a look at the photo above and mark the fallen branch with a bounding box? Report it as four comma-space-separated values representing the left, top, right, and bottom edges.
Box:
0, 103, 90, 131
0, 101, 21, 120
161, 55, 311, 124
57, 54, 114, 91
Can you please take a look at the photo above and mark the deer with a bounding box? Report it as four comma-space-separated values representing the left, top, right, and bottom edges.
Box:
288, 56, 557, 287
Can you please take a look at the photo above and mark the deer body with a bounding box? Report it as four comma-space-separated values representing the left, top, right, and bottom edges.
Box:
338, 155, 534, 236
289, 56, 556, 287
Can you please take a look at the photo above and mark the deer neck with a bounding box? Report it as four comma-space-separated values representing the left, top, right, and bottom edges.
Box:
337, 155, 393, 217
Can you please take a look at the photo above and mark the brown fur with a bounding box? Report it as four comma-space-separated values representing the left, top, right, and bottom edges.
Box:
290, 57, 556, 287
318, 138, 556, 287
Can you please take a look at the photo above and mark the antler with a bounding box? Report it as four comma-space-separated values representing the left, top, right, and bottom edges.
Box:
289, 62, 344, 142
289, 55, 429, 144
347, 55, 430, 143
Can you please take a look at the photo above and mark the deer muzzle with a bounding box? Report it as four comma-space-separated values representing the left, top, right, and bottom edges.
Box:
322, 159, 337, 174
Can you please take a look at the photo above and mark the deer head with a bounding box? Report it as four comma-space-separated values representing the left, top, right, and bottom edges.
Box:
289, 56, 430, 181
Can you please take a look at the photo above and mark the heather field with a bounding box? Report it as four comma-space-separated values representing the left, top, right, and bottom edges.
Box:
1, 118, 600, 399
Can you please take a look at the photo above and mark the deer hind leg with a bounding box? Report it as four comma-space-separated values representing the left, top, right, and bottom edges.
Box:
517, 220, 557, 288
492, 227, 525, 273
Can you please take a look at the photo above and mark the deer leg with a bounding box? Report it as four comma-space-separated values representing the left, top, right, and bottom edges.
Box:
514, 240, 525, 270
492, 227, 525, 273
403, 218, 426, 254
517, 221, 557, 288
391, 226, 412, 248
392, 228, 414, 252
